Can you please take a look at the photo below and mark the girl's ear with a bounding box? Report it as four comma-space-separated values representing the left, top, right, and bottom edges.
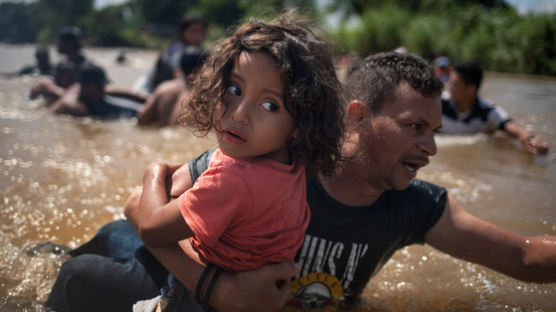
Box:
346, 100, 368, 126
291, 128, 299, 139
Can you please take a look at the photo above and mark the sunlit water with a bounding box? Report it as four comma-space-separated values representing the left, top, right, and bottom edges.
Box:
1, 44, 555, 311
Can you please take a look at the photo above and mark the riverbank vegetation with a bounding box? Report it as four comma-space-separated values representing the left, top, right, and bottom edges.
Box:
1, 0, 554, 76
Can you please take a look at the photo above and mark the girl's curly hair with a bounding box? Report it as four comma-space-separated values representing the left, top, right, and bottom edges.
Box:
180, 13, 345, 176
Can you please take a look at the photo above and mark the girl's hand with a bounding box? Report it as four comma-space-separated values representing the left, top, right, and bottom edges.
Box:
125, 162, 191, 247
169, 164, 192, 198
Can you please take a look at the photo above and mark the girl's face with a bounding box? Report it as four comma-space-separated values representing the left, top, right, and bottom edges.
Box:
216, 51, 297, 164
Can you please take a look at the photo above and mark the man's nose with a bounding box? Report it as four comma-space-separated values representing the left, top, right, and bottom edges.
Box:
419, 134, 437, 156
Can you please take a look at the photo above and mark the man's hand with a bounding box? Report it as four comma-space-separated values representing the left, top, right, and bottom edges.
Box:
522, 135, 549, 155
211, 262, 300, 312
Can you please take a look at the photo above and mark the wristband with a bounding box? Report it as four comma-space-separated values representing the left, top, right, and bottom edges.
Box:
203, 266, 221, 311
195, 263, 214, 304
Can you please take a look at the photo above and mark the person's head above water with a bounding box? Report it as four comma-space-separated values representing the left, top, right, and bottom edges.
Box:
57, 26, 82, 55
178, 14, 206, 46
78, 64, 108, 107
447, 61, 483, 103
181, 13, 345, 176
54, 61, 76, 88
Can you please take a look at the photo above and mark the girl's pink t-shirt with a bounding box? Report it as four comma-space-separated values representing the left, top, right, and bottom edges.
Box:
179, 149, 310, 272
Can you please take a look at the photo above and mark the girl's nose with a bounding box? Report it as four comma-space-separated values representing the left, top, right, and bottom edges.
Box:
231, 100, 249, 124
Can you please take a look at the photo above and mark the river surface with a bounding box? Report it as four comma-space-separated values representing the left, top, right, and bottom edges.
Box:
0, 44, 555, 311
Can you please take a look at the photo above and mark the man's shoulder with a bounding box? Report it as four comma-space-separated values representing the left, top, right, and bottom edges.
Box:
476, 97, 496, 109
390, 179, 446, 199
441, 98, 458, 119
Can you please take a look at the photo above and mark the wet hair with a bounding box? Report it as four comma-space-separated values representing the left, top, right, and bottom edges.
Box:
79, 64, 108, 87
180, 13, 345, 176
35, 46, 49, 60
179, 46, 209, 78
347, 51, 443, 113
57, 26, 82, 50
178, 14, 206, 35
453, 61, 483, 89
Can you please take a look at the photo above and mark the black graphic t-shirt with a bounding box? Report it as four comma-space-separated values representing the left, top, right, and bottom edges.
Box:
188, 150, 447, 308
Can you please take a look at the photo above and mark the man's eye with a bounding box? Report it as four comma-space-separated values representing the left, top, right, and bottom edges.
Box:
226, 85, 241, 96
261, 101, 279, 112
410, 123, 422, 130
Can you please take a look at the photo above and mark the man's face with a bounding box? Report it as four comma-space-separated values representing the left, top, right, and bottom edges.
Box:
358, 82, 442, 190
447, 71, 474, 104
57, 40, 71, 55
182, 22, 206, 46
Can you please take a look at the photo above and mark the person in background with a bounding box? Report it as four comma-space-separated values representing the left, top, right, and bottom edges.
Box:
28, 26, 94, 103
135, 14, 207, 93
56, 26, 88, 77
434, 56, 451, 85
136, 46, 209, 127
18, 46, 53, 76
48, 64, 144, 119
440, 61, 549, 155
29, 62, 76, 105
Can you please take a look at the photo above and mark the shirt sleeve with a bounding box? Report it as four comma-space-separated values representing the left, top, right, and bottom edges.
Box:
489, 105, 512, 131
179, 164, 252, 247
399, 180, 447, 245
188, 149, 215, 184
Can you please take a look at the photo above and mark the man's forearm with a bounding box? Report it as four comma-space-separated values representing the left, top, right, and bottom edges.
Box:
147, 242, 205, 291
519, 235, 556, 283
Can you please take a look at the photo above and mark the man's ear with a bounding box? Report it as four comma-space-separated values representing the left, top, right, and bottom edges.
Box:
347, 100, 368, 126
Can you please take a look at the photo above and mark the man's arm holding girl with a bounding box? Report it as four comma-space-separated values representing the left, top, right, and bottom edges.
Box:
124, 163, 296, 311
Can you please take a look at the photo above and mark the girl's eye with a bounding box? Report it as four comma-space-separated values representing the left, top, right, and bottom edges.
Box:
227, 85, 241, 96
261, 101, 279, 112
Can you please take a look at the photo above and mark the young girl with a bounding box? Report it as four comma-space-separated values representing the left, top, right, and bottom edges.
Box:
126, 13, 344, 310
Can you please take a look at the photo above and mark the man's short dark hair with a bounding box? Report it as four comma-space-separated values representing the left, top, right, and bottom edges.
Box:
178, 14, 206, 34
347, 52, 444, 113
453, 61, 483, 89
57, 26, 82, 50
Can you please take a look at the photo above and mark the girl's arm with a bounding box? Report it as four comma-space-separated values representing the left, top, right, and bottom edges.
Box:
124, 162, 194, 248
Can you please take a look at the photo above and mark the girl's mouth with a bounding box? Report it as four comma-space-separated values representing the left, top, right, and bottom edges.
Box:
223, 130, 246, 143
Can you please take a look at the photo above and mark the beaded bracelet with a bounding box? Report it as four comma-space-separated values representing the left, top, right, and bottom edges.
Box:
195, 263, 214, 304
203, 266, 221, 311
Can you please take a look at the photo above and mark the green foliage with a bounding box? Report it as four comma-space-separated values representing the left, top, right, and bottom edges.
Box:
79, 5, 137, 46
135, 0, 191, 27
331, 2, 556, 76
401, 15, 453, 60
355, 5, 411, 55
36, 0, 94, 43
0, 2, 42, 43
